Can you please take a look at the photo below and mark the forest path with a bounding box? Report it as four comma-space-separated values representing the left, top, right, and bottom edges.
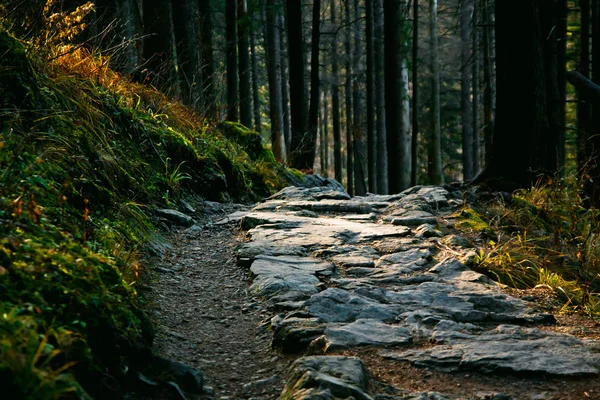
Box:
146, 182, 600, 400
146, 202, 291, 400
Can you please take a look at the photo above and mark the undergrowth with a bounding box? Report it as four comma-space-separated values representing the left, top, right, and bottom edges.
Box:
0, 2, 289, 397
458, 178, 600, 317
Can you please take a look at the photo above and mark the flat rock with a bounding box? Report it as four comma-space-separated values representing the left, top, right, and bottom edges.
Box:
156, 209, 194, 227
323, 319, 411, 351
382, 325, 600, 377
384, 211, 437, 226
306, 288, 400, 323
249, 256, 333, 300
281, 356, 373, 400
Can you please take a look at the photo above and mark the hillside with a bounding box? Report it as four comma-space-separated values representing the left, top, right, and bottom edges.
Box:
0, 28, 300, 398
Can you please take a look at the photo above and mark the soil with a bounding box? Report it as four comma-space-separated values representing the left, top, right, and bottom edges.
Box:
142, 203, 291, 400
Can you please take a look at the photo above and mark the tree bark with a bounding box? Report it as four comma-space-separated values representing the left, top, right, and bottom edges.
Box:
173, 0, 202, 108
306, 0, 322, 170
472, 0, 481, 174
482, 0, 494, 165
142, 0, 179, 96
322, 88, 330, 176
353, 0, 367, 196
428, 0, 443, 185
475, 0, 560, 189
556, 0, 567, 173
226, 0, 239, 121
265, 0, 287, 163
238, 0, 252, 128
375, 0, 388, 193
250, 23, 262, 133
344, 0, 354, 195
578, 0, 591, 176
331, 0, 343, 184
199, 0, 216, 117
366, 0, 377, 193
280, 13, 292, 156
461, 0, 474, 181
286, 0, 310, 169
411, 0, 419, 187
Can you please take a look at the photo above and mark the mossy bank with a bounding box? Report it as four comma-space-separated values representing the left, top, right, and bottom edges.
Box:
0, 29, 293, 398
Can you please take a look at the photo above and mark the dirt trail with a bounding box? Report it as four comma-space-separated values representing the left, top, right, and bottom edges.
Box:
145, 203, 290, 400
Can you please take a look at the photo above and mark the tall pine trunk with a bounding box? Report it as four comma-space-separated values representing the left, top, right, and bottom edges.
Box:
472, 0, 481, 174
226, 0, 239, 121
578, 0, 591, 176
428, 0, 443, 185
286, 0, 310, 169
280, 15, 292, 156
142, 0, 179, 96
199, 1, 216, 117
173, 0, 202, 108
345, 0, 354, 195
353, 0, 367, 195
331, 0, 343, 184
265, 0, 286, 163
322, 88, 330, 176
375, 0, 388, 193
557, 0, 567, 173
411, 0, 419, 186
251, 23, 262, 133
306, 0, 322, 170
461, 0, 474, 180
238, 0, 252, 128
482, 0, 494, 165
366, 0, 377, 193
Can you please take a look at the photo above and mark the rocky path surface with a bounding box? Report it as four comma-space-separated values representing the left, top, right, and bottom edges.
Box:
148, 182, 600, 399
232, 182, 600, 399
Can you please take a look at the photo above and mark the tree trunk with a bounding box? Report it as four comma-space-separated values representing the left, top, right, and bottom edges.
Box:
306, 0, 322, 170
226, 0, 239, 121
199, 0, 216, 117
265, 0, 287, 163
345, 0, 354, 195
411, 0, 419, 187
588, 0, 600, 203
482, 0, 494, 165
238, 0, 252, 128
476, 0, 560, 189
331, 0, 343, 184
251, 23, 262, 133
578, 0, 591, 177
286, 0, 310, 169
280, 14, 292, 156
366, 0, 377, 193
461, 0, 474, 181
384, 0, 411, 193
556, 0, 567, 174
95, 0, 140, 75
375, 0, 388, 193
142, 0, 179, 96
428, 0, 443, 185
323, 88, 330, 176
173, 0, 202, 108
353, 0, 367, 196
472, 0, 481, 174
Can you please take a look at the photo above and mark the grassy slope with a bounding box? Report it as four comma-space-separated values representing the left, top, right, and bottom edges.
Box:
0, 29, 289, 398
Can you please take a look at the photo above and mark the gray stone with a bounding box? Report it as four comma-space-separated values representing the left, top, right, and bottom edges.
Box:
242, 375, 281, 393
442, 234, 474, 248
249, 256, 333, 300
382, 325, 600, 377
306, 288, 400, 323
322, 319, 411, 351
281, 356, 373, 400
156, 209, 194, 227
414, 223, 443, 238
384, 211, 437, 226
375, 248, 432, 267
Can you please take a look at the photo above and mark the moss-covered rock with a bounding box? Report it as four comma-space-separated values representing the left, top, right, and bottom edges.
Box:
218, 121, 264, 160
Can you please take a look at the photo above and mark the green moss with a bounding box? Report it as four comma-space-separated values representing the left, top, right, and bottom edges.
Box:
455, 207, 491, 232
217, 121, 263, 160
0, 26, 289, 397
